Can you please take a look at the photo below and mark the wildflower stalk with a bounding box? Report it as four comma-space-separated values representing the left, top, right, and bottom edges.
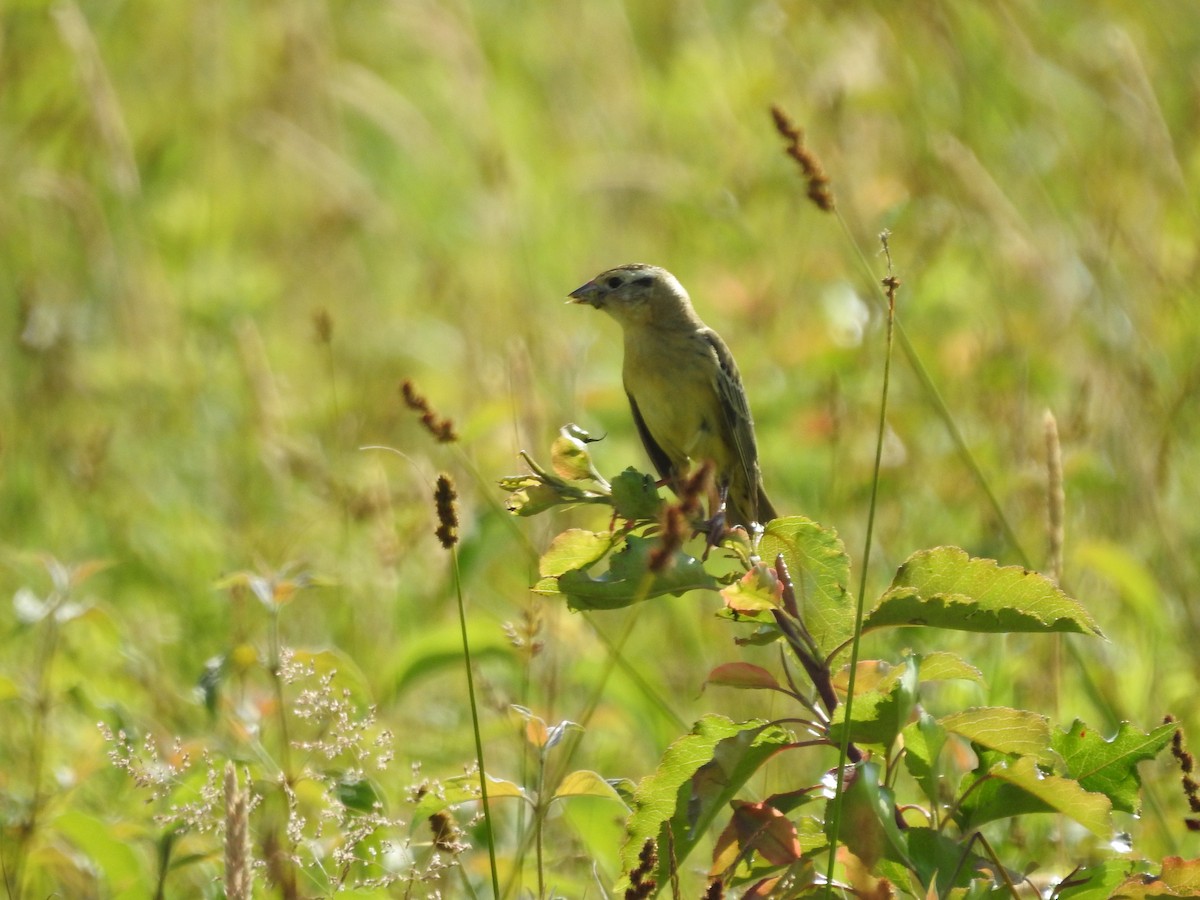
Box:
823, 234, 900, 895
436, 475, 501, 898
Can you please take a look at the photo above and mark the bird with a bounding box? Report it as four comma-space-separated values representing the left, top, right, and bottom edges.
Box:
569, 263, 777, 531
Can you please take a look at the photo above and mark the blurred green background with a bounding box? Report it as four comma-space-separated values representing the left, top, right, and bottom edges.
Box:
3, 0, 1199, 894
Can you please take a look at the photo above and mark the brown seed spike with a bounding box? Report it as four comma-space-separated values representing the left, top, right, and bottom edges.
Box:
434, 475, 459, 549
401, 379, 459, 443
770, 104, 836, 212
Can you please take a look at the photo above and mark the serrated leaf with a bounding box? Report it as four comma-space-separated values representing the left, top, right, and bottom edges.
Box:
617, 716, 791, 892
558, 535, 718, 610
939, 707, 1052, 760
1111, 857, 1200, 898
866, 547, 1103, 637
758, 517, 855, 660
1055, 860, 1140, 900
956, 754, 1112, 836
610, 468, 664, 520
721, 563, 784, 615
1054, 719, 1175, 814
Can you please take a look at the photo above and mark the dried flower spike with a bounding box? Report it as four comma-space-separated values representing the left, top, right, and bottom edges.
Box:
770, 104, 835, 212
402, 378, 459, 443
435, 474, 459, 548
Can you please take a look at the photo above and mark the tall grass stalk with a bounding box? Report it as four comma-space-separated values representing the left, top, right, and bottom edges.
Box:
437, 474, 502, 898
823, 233, 900, 895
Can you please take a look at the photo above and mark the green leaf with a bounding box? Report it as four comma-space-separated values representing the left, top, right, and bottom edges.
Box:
503, 478, 575, 516
553, 770, 628, 804
903, 650, 985, 686
333, 772, 383, 813
903, 827, 1001, 895
558, 535, 718, 610
550, 426, 602, 481
901, 712, 947, 806
617, 716, 791, 892
939, 707, 1053, 761
832, 762, 910, 869
538, 529, 615, 578
720, 563, 784, 616
1055, 860, 1141, 900
865, 547, 1103, 637
1109, 857, 1200, 898
413, 774, 527, 819
956, 754, 1112, 836
610, 468, 664, 520
829, 661, 917, 749
758, 517, 855, 660
1054, 719, 1176, 814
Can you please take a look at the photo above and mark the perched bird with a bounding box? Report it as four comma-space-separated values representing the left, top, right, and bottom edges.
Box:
569, 263, 777, 530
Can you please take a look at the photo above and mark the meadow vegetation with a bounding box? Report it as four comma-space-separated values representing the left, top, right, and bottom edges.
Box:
2, 1, 1200, 896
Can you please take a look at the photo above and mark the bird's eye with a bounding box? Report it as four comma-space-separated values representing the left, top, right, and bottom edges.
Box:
633, 276, 653, 287
605, 276, 622, 289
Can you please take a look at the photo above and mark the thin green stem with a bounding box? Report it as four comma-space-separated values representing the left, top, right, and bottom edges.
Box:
534, 751, 546, 899
451, 546, 502, 899
823, 233, 900, 896
836, 216, 1031, 569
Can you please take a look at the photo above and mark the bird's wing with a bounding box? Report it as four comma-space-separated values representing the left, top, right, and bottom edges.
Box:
702, 329, 760, 490
626, 390, 677, 483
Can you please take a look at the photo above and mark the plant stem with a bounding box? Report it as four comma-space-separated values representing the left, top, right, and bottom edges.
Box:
451, 546, 502, 899
823, 233, 900, 895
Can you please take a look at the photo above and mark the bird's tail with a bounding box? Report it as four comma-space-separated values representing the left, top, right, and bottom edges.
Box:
728, 477, 778, 528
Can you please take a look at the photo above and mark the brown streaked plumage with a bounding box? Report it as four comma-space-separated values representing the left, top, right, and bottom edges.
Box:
569, 263, 777, 529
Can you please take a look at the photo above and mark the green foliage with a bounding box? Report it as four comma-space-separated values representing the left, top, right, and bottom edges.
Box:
3, 1, 1200, 896
507, 444, 1183, 895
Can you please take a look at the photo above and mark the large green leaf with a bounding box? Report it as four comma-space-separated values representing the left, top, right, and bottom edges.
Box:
865, 547, 1102, 636
832, 762, 910, 869
555, 534, 719, 610
939, 707, 1053, 761
538, 529, 617, 577
758, 516, 855, 660
1054, 719, 1176, 814
829, 660, 917, 749
956, 754, 1112, 836
617, 715, 792, 892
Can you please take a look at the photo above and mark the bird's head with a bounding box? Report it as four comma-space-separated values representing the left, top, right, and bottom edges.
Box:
568, 264, 695, 327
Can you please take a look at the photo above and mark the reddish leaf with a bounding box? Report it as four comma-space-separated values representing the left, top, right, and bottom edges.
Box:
705, 662, 783, 692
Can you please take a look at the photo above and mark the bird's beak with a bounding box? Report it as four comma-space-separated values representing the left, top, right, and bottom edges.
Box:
568, 280, 604, 308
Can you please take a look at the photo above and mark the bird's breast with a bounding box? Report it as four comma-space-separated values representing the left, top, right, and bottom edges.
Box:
622, 329, 726, 467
